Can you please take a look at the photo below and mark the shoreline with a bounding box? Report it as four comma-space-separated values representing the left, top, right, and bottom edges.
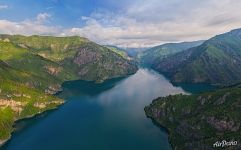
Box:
0, 140, 8, 147
145, 112, 174, 150
0, 103, 64, 148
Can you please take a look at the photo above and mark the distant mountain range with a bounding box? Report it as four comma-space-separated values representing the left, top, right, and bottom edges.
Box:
139, 40, 204, 66
124, 47, 149, 57
141, 29, 241, 86
105, 45, 149, 58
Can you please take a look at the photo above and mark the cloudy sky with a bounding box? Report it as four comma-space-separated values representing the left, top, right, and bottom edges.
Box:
0, 0, 241, 47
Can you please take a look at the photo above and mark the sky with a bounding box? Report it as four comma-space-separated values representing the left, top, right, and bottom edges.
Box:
0, 0, 241, 48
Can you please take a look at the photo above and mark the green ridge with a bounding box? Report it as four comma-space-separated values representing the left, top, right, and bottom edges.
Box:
150, 29, 241, 86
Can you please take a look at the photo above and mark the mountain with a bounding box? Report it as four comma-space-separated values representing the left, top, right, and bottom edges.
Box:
145, 87, 241, 149
0, 35, 138, 143
104, 45, 130, 60
152, 29, 241, 86
0, 35, 138, 83
124, 47, 149, 58
139, 41, 204, 66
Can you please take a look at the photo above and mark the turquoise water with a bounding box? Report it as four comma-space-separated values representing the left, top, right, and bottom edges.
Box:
1, 68, 213, 150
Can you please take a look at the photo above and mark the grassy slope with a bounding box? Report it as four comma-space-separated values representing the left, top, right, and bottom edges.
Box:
104, 45, 130, 60
0, 78, 63, 141
0, 41, 70, 90
1, 35, 89, 61
0, 35, 137, 82
145, 87, 241, 149
0, 58, 63, 141
0, 107, 14, 141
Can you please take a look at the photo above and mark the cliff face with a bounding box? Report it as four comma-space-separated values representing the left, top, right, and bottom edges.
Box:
145, 87, 241, 150
72, 42, 138, 82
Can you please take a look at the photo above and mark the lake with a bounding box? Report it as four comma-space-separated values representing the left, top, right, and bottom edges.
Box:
1, 68, 214, 150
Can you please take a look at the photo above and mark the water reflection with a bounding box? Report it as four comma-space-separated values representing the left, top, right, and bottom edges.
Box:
96, 68, 185, 107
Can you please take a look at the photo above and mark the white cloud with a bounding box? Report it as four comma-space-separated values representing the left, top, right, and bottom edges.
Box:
1, 1, 241, 47
0, 19, 60, 35
0, 5, 8, 10
64, 0, 241, 47
0, 13, 59, 35
36, 13, 51, 24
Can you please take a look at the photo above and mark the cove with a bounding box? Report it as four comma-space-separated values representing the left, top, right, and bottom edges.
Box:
1, 68, 213, 150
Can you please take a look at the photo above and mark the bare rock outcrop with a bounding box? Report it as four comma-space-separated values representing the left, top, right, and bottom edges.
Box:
45, 84, 62, 95
206, 117, 240, 132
